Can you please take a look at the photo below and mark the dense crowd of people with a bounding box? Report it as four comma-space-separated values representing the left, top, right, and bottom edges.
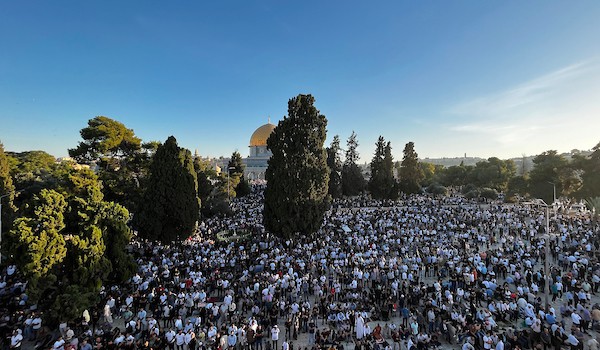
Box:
1, 188, 600, 350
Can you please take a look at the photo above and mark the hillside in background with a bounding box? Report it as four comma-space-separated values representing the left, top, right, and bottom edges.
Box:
421, 149, 592, 176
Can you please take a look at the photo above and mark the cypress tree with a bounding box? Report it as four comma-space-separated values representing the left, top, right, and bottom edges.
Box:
341, 132, 366, 196
399, 141, 423, 194
368, 136, 386, 198
326, 135, 343, 199
369, 137, 397, 199
137, 136, 200, 242
263, 94, 330, 239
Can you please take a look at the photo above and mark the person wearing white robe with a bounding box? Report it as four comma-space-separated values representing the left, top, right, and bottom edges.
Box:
355, 314, 366, 339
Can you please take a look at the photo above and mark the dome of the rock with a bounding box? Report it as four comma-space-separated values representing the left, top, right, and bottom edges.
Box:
249, 123, 276, 147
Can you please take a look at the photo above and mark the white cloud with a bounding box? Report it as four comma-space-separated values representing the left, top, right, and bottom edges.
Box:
449, 61, 591, 117
442, 59, 600, 157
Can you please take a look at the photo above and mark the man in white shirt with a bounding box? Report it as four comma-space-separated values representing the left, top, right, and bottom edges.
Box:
175, 329, 186, 350
565, 333, 580, 350
271, 325, 280, 350
571, 311, 582, 328
482, 331, 493, 350
10, 329, 23, 350
31, 314, 42, 340
52, 336, 65, 350
461, 338, 475, 350
165, 329, 176, 350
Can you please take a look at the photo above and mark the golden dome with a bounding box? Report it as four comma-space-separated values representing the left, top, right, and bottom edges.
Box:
249, 123, 276, 147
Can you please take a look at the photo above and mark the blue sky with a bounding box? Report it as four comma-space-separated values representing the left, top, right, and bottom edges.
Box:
1, 1, 600, 162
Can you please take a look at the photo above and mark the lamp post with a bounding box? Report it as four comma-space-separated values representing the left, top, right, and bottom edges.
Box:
548, 182, 556, 205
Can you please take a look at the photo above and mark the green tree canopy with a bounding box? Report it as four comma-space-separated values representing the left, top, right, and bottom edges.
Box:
0, 143, 17, 234
69, 117, 151, 213
8, 189, 68, 278
326, 135, 343, 199
228, 151, 250, 198
69, 116, 142, 163
437, 164, 469, 187
263, 94, 330, 239
7, 150, 56, 175
137, 136, 200, 242
419, 162, 443, 187
574, 141, 600, 199
341, 131, 366, 196
368, 137, 397, 199
507, 175, 529, 199
398, 141, 423, 194
528, 150, 571, 204
467, 157, 516, 192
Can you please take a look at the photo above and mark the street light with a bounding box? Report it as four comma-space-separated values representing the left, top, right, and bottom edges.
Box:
532, 198, 551, 310
547, 182, 556, 205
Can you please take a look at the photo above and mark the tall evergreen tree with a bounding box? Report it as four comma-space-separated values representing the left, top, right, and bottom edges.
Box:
368, 136, 386, 198
326, 135, 343, 199
399, 141, 423, 194
137, 136, 200, 243
341, 131, 366, 196
369, 137, 397, 199
263, 94, 330, 239
383, 141, 398, 199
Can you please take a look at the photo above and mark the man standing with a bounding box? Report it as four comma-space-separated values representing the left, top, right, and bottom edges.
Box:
228, 331, 237, 350
175, 329, 186, 350
356, 313, 365, 340
271, 325, 280, 350
10, 329, 23, 350
31, 314, 42, 341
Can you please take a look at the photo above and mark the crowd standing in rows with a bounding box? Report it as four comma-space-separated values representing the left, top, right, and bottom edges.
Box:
2, 188, 600, 350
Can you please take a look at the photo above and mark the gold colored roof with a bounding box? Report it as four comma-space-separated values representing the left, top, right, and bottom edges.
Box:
249, 123, 276, 147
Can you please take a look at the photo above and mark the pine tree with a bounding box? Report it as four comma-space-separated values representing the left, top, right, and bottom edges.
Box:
137, 136, 200, 242
326, 135, 343, 199
263, 94, 330, 239
399, 141, 423, 194
69, 116, 148, 213
341, 132, 366, 196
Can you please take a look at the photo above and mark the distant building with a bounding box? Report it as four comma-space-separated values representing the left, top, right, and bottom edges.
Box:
56, 156, 93, 171
244, 121, 276, 181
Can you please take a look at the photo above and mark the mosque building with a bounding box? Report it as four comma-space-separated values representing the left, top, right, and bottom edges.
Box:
243, 120, 276, 181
